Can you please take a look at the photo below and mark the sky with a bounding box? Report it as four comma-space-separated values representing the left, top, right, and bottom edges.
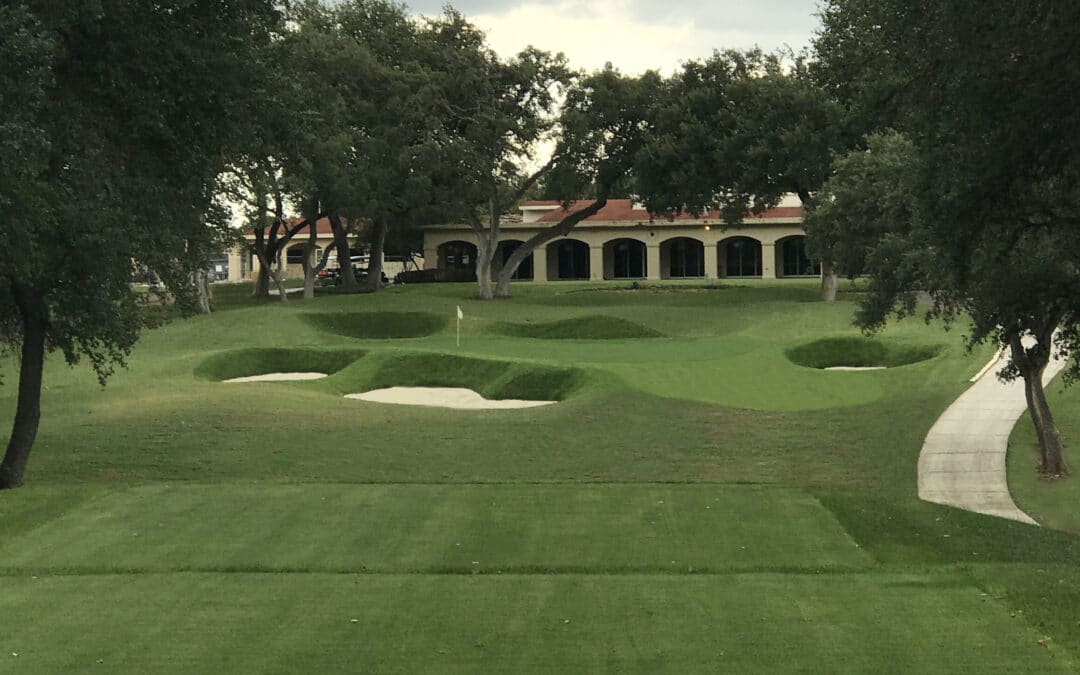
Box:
406, 0, 824, 74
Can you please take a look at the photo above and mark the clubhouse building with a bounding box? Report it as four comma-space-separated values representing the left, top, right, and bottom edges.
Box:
422, 194, 820, 282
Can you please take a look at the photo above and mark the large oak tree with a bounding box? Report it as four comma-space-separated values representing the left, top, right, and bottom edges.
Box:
0, 1, 281, 488
811, 0, 1080, 476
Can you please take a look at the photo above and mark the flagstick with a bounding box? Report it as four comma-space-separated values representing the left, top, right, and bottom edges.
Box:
456, 315, 460, 348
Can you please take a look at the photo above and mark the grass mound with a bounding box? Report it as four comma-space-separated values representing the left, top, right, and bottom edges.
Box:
195, 348, 365, 381
786, 337, 942, 369
489, 315, 662, 339
304, 311, 446, 339
333, 352, 586, 401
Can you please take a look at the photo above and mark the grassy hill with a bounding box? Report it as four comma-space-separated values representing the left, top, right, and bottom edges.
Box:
1, 279, 1077, 673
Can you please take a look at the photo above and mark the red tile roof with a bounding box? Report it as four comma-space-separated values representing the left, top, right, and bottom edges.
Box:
526, 199, 802, 223
245, 216, 335, 238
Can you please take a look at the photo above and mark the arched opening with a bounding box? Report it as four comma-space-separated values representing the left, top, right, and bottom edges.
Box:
719, 237, 762, 278
604, 238, 647, 280
436, 240, 478, 281
547, 239, 590, 280
496, 240, 534, 280
286, 244, 308, 265
777, 235, 821, 277
661, 237, 705, 279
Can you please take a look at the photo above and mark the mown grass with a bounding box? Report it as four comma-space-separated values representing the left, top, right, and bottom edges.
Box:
786, 336, 943, 369
2, 279, 1079, 672
194, 347, 366, 381
3, 573, 1071, 674
304, 311, 447, 339
487, 315, 663, 339
319, 351, 588, 402
1008, 380, 1080, 533
0, 484, 870, 574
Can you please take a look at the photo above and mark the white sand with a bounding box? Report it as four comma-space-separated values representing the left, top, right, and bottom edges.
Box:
824, 366, 887, 371
224, 372, 328, 383
346, 386, 555, 410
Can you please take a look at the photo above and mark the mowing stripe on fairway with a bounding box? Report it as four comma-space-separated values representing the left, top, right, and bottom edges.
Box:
0, 484, 871, 574
0, 572, 1070, 674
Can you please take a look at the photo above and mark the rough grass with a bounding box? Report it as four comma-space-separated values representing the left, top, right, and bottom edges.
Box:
488, 315, 662, 339
304, 311, 446, 339
193, 347, 366, 381
786, 336, 943, 369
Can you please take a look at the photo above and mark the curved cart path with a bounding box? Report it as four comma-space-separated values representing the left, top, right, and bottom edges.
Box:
917, 350, 1066, 525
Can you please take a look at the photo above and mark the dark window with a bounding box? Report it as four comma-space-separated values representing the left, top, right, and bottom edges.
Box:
500, 242, 533, 280
724, 238, 762, 277
781, 237, 821, 277
555, 240, 590, 279
668, 238, 704, 277
611, 239, 646, 279
286, 247, 307, 264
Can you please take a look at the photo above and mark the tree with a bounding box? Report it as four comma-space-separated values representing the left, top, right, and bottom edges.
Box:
0, 1, 280, 489
494, 67, 665, 298
425, 16, 569, 300
637, 49, 847, 299
812, 0, 1080, 477
228, 0, 455, 297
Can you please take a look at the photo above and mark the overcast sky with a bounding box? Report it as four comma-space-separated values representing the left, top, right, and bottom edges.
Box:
407, 0, 823, 74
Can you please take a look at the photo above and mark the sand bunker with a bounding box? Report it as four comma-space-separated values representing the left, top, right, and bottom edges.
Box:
224, 372, 328, 383
346, 387, 555, 410
823, 366, 887, 371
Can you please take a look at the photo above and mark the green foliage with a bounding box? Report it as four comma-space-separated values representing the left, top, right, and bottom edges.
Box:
813, 0, 1080, 360
304, 311, 446, 339
0, 1, 279, 380
489, 316, 663, 340
194, 348, 366, 381
638, 49, 846, 219
803, 131, 918, 277
786, 337, 941, 369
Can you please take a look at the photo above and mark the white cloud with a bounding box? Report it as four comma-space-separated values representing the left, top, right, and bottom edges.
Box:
466, 0, 816, 74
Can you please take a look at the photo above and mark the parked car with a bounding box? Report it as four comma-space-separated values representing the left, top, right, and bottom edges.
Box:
319, 256, 388, 285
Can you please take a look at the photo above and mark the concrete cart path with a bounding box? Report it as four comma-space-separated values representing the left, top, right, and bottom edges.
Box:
917, 350, 1067, 525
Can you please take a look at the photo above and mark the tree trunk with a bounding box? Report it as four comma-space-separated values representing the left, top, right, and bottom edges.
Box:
194, 270, 213, 313
475, 235, 494, 300
0, 314, 47, 489
254, 257, 270, 297
301, 223, 319, 300
1029, 372, 1068, 476
270, 251, 289, 303
302, 258, 316, 300
1010, 333, 1068, 478
362, 218, 387, 293
329, 213, 358, 291
494, 194, 610, 298
820, 263, 838, 302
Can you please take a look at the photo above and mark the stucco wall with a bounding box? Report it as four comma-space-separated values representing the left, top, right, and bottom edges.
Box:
423, 218, 812, 281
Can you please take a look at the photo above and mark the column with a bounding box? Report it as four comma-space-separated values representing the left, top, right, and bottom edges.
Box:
532, 245, 549, 282
423, 248, 438, 271
646, 245, 661, 281
761, 242, 776, 279
703, 243, 718, 281
589, 245, 604, 281
227, 246, 244, 282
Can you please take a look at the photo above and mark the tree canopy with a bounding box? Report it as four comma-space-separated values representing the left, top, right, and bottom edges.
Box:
809, 0, 1080, 476
0, 1, 281, 488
